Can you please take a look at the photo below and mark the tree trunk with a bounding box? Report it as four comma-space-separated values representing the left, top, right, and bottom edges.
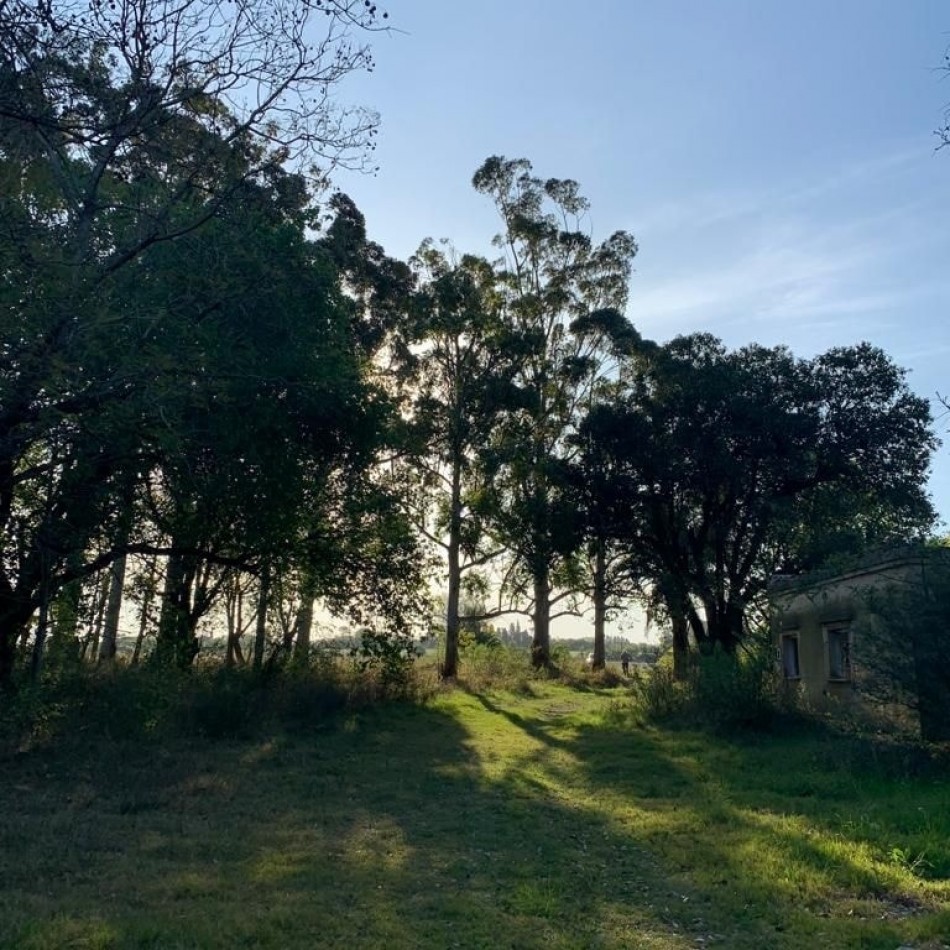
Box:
83, 569, 111, 661
225, 581, 244, 668
0, 587, 36, 686
52, 576, 82, 643
592, 542, 607, 670
29, 586, 51, 682
531, 571, 551, 668
442, 461, 463, 679
701, 592, 742, 654
157, 553, 197, 667
0, 628, 17, 686
98, 553, 127, 664
660, 581, 692, 681
293, 593, 314, 665
280, 585, 296, 656
671, 610, 689, 681
723, 599, 744, 653
253, 568, 270, 671
131, 555, 158, 665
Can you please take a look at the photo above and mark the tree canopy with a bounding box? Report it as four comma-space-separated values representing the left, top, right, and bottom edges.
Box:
581, 334, 936, 657
0, 10, 939, 688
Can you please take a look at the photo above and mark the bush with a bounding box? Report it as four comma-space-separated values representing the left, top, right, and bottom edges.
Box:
690, 635, 779, 730
629, 663, 685, 722
853, 550, 950, 742
176, 668, 268, 739
630, 633, 780, 732
0, 680, 61, 754
350, 628, 418, 694
275, 670, 349, 731
549, 642, 579, 671
586, 666, 624, 689
0, 651, 438, 755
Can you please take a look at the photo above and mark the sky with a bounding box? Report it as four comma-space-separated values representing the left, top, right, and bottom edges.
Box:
329, 1, 950, 637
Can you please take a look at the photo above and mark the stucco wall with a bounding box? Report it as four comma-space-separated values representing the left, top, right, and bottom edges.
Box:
770, 550, 926, 707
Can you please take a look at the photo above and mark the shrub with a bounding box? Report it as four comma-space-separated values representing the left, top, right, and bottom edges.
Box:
176, 668, 267, 739
630, 632, 780, 732
629, 664, 685, 722
853, 550, 950, 742
586, 666, 624, 689
350, 628, 418, 694
689, 635, 779, 730
0, 680, 60, 753
269, 665, 350, 731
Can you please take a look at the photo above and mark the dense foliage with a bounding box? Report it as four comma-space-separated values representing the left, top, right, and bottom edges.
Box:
0, 1, 939, 699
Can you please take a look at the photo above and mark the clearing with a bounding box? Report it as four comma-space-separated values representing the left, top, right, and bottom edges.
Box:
1, 682, 948, 948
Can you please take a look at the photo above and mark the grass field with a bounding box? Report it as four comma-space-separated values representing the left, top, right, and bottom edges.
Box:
1, 679, 948, 949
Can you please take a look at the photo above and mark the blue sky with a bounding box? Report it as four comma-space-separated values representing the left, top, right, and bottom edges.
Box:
336, 0, 950, 529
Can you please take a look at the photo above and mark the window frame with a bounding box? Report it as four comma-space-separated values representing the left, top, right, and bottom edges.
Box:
779, 631, 801, 680
824, 623, 852, 683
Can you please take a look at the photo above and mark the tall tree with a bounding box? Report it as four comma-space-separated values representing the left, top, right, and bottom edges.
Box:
403, 242, 520, 678
0, 0, 390, 681
939, 40, 950, 149
569, 312, 648, 670
471, 156, 637, 667
586, 335, 937, 659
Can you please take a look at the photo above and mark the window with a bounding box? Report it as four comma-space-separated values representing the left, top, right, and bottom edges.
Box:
826, 625, 852, 681
780, 634, 800, 679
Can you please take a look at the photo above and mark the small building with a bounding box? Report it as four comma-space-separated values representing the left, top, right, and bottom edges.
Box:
769, 545, 950, 739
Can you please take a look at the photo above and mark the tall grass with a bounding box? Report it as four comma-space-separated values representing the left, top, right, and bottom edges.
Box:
629, 635, 783, 732
0, 655, 438, 755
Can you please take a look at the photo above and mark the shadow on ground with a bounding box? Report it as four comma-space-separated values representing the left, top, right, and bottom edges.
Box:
0, 686, 947, 949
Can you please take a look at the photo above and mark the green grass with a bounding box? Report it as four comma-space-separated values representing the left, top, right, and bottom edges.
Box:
1, 681, 948, 949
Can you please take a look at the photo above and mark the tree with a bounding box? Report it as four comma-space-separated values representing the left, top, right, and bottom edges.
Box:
470, 156, 637, 667
587, 335, 936, 663
571, 405, 644, 671
939, 41, 950, 149
854, 543, 950, 742
569, 315, 648, 670
0, 1, 390, 681
403, 242, 520, 678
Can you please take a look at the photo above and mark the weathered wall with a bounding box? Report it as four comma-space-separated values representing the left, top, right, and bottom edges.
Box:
770, 549, 926, 707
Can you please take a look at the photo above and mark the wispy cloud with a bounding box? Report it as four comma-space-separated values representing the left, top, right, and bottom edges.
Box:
628, 148, 950, 349
633, 217, 891, 334
634, 145, 923, 237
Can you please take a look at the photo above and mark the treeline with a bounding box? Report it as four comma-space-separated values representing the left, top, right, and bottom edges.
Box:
0, 1, 937, 691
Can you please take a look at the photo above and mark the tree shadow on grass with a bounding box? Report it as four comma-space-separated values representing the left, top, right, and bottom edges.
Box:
0, 699, 689, 949
456, 687, 948, 948
0, 690, 946, 949
558, 707, 950, 948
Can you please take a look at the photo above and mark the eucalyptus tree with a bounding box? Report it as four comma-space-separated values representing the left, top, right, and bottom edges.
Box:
940, 41, 950, 149
568, 311, 649, 669
402, 242, 523, 678
471, 156, 637, 667
586, 335, 936, 661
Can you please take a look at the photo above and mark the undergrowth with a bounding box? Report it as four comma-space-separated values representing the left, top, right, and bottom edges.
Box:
0, 656, 437, 755
628, 635, 783, 732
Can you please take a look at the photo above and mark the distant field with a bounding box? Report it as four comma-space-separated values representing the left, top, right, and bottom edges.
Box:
1, 682, 947, 949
